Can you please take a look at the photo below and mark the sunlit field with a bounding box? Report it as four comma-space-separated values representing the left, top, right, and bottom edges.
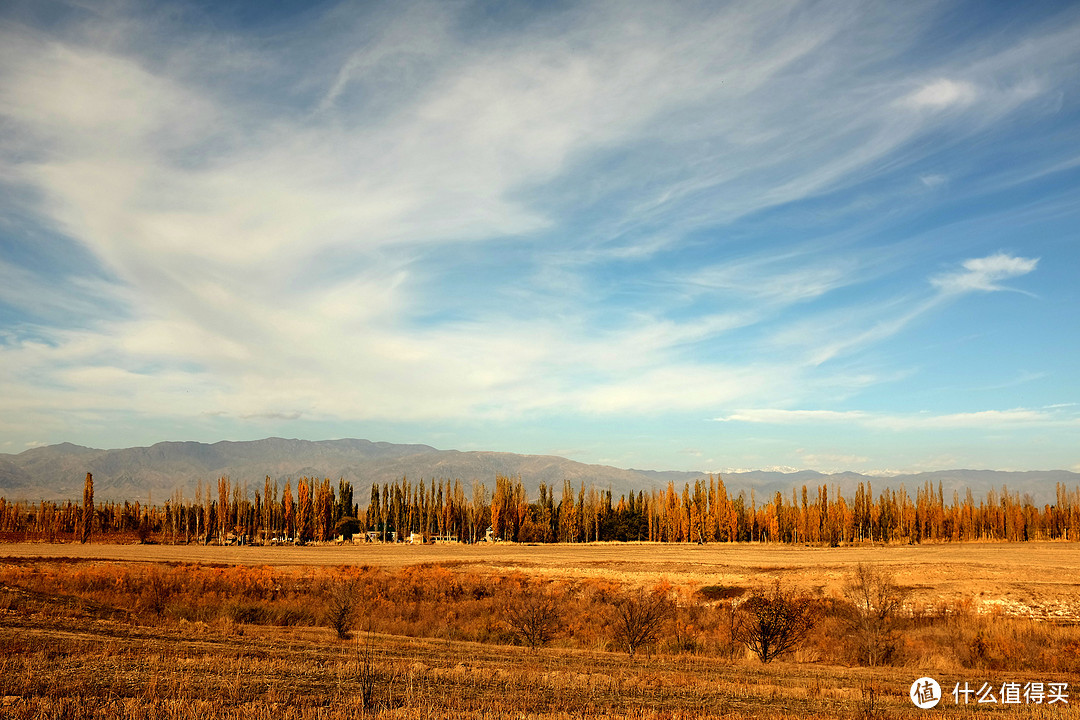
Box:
2, 541, 1078, 719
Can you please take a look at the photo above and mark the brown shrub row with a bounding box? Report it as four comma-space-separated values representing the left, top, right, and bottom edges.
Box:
2, 560, 1079, 674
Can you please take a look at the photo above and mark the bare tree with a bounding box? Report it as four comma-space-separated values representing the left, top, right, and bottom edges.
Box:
354, 627, 383, 709
326, 579, 359, 639
611, 586, 673, 657
81, 472, 93, 544
504, 582, 562, 651
842, 563, 908, 666
734, 582, 817, 663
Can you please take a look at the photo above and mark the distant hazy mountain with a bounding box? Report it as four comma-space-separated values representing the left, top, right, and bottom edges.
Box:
0, 437, 699, 503
0, 438, 1075, 505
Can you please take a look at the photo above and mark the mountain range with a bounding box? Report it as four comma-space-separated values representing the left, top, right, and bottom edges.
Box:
1, 437, 1076, 506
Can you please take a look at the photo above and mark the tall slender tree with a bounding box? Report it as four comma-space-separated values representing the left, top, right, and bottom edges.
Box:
217, 476, 231, 543
81, 472, 93, 543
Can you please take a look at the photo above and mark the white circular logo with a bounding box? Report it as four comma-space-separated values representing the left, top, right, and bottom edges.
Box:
910, 677, 941, 709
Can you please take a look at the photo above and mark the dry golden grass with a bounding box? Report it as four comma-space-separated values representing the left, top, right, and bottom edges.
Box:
2, 608, 1077, 719
5, 540, 1080, 619
2, 542, 1079, 718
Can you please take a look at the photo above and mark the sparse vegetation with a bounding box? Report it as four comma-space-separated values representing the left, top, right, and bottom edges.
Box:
354, 628, 386, 709
326, 578, 359, 639
611, 585, 674, 657
734, 582, 818, 663
504, 580, 562, 651
2, 545, 1080, 718
841, 563, 908, 666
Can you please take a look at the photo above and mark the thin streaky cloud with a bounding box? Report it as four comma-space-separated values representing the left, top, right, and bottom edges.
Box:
770, 253, 1039, 367
0, 1, 1077, 473
931, 253, 1039, 295
715, 407, 1080, 431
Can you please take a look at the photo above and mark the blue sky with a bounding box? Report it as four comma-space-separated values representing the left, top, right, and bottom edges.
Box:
1, 0, 1078, 474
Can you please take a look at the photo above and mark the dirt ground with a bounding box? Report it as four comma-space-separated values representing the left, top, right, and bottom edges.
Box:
4, 540, 1079, 621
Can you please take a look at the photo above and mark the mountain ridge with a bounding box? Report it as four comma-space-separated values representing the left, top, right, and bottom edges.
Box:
1, 438, 1075, 505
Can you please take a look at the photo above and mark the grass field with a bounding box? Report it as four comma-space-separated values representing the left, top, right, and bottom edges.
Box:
2, 541, 1078, 718
5, 540, 1080, 619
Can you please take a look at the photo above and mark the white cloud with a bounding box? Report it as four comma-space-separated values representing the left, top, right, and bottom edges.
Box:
869, 408, 1069, 431
715, 407, 1079, 431
903, 79, 978, 109
714, 409, 868, 424
931, 253, 1039, 294
0, 0, 1074, 448
687, 253, 864, 306
767, 251, 1040, 367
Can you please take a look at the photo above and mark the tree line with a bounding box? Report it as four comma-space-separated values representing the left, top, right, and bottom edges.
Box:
1, 472, 1079, 544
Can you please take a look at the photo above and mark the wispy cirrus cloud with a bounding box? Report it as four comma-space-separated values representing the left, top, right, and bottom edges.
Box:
767, 252, 1039, 366
714, 406, 1079, 431
931, 253, 1039, 295
714, 409, 869, 424
0, 0, 1077, 472
903, 78, 978, 109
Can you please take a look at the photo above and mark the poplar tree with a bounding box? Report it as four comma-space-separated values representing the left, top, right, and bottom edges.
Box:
217, 476, 231, 542
296, 477, 313, 542
81, 472, 93, 543
282, 481, 295, 540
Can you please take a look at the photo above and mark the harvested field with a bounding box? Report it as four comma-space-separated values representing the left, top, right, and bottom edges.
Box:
4, 540, 1080, 620
3, 541, 1079, 719
7, 607, 1069, 720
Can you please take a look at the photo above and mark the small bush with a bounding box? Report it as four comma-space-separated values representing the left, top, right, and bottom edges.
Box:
734, 582, 817, 663
610, 585, 674, 657
226, 601, 269, 625
697, 585, 745, 601
504, 582, 562, 651
840, 563, 908, 666
274, 605, 317, 627
325, 579, 359, 639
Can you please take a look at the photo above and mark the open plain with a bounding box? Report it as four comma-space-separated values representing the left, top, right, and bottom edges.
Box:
3, 541, 1079, 719
5, 540, 1080, 620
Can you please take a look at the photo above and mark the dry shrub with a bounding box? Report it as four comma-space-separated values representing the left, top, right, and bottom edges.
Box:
839, 563, 908, 666
610, 585, 674, 657
354, 630, 388, 709
504, 580, 562, 651
697, 585, 745, 601
325, 579, 359, 639
225, 600, 269, 625
734, 582, 818, 664
5, 557, 1080, 680
876, 596, 1080, 675
137, 567, 175, 616
853, 682, 887, 720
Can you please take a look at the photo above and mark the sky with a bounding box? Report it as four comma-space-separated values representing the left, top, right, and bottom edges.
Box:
1, 0, 1079, 475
